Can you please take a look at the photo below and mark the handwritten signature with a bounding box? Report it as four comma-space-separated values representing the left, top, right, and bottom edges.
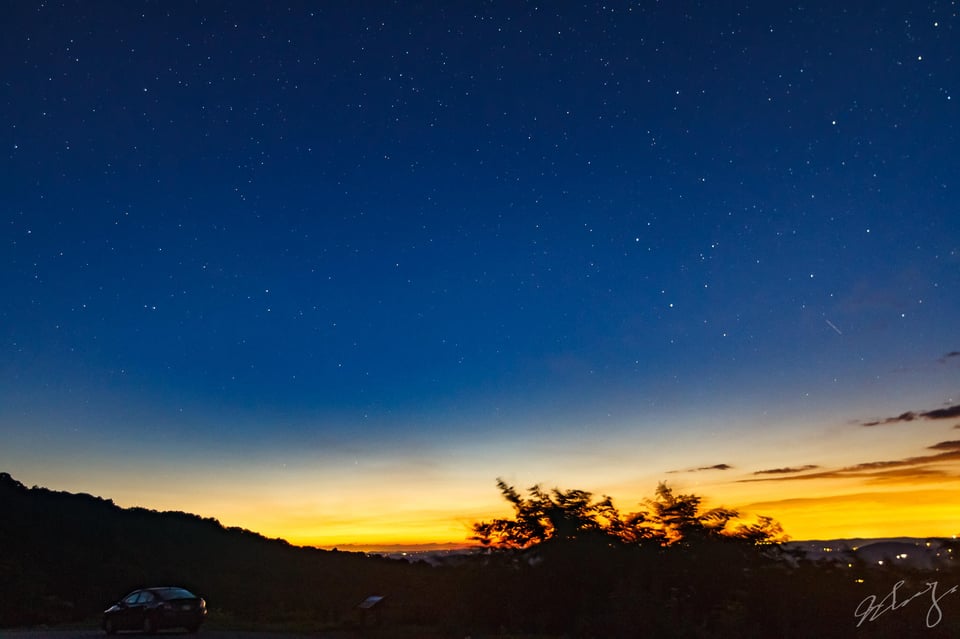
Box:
855, 580, 959, 628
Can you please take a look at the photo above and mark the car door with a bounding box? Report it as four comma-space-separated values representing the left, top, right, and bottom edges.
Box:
116, 591, 144, 630
138, 590, 158, 628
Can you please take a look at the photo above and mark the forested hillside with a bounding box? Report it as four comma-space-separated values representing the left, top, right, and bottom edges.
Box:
0, 472, 442, 629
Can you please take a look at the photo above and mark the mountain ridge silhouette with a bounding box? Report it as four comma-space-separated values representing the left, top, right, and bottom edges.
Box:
0, 471, 438, 628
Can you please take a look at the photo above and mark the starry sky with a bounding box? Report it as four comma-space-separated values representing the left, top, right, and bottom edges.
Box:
2, 1, 959, 548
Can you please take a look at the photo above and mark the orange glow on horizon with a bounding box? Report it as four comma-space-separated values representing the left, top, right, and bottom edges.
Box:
238, 482, 960, 550
7, 411, 959, 551
741, 487, 960, 541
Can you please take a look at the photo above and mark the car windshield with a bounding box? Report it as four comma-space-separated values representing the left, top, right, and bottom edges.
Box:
153, 587, 196, 600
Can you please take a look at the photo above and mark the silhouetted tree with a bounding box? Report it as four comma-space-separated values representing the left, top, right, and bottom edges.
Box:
471, 478, 624, 548
628, 481, 785, 546
469, 479, 795, 636
473, 478, 787, 550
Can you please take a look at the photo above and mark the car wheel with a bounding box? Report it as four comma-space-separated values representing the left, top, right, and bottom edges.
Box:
104, 618, 116, 635
142, 615, 156, 635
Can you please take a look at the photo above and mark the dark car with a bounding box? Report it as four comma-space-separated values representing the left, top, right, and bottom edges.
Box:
102, 586, 207, 634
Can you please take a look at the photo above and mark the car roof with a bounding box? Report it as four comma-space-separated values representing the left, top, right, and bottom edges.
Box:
127, 586, 195, 595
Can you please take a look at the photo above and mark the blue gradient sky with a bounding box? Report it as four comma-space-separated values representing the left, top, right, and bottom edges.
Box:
2, 1, 959, 546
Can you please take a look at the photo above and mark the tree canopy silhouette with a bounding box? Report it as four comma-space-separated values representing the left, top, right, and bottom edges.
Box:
472, 479, 786, 549
470, 478, 625, 548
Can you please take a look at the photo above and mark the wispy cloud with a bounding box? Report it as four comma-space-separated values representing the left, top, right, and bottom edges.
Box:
938, 351, 960, 364
927, 440, 960, 451
667, 463, 733, 474
861, 411, 917, 426
861, 404, 960, 426
754, 396, 960, 488
753, 465, 820, 475
699, 463, 732, 471
741, 444, 960, 484
858, 467, 953, 483
922, 405, 960, 420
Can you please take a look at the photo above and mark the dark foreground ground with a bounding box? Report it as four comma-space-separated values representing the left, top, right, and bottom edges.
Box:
0, 632, 359, 639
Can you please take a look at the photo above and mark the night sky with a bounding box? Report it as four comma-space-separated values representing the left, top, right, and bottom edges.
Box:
3, 1, 959, 548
